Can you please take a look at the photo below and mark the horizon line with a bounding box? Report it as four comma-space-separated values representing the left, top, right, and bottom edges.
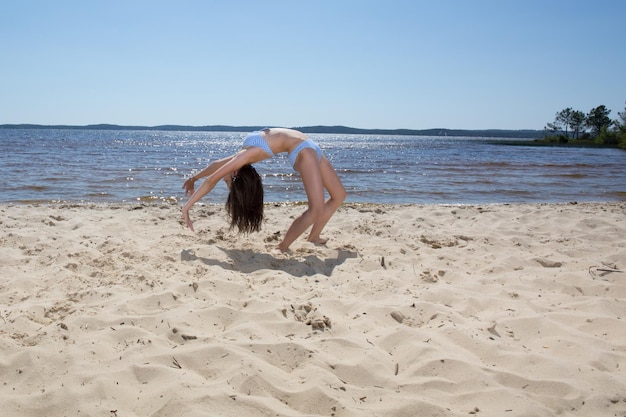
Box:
0, 123, 544, 138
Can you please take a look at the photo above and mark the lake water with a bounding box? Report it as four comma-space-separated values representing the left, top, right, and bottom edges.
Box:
1, 129, 624, 205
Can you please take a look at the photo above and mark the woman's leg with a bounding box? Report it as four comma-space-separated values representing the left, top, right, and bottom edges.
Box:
307, 156, 346, 244
277, 149, 326, 252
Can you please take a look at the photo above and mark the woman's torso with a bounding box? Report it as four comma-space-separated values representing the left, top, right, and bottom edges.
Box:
256, 128, 307, 155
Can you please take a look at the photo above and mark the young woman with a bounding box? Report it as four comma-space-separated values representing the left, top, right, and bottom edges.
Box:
181, 128, 346, 252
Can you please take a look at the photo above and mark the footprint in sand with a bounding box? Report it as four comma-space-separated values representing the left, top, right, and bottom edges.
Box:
283, 302, 332, 331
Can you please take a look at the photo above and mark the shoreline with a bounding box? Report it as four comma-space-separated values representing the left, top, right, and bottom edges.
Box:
1, 202, 625, 416
1, 199, 624, 207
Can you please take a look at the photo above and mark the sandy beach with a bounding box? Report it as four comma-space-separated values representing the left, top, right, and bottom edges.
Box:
1, 201, 625, 417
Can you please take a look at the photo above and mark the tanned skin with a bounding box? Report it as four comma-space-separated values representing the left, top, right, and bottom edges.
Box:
182, 128, 346, 252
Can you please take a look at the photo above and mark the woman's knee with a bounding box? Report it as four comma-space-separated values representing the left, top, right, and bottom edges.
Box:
308, 204, 325, 222
327, 184, 346, 208
334, 186, 347, 204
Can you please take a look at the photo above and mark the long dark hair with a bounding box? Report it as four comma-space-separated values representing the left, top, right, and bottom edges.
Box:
225, 164, 264, 233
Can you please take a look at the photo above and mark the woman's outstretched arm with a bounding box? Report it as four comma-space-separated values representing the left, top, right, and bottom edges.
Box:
181, 149, 262, 231
182, 155, 236, 197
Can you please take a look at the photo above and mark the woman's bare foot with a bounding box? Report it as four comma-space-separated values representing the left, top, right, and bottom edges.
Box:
307, 237, 328, 246
271, 245, 291, 255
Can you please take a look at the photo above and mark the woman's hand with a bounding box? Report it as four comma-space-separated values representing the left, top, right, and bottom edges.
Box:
181, 206, 195, 232
182, 177, 196, 196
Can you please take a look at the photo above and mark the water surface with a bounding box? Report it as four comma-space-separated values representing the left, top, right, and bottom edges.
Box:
1, 129, 624, 204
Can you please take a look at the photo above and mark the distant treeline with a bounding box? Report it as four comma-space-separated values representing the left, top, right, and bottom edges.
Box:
0, 124, 545, 139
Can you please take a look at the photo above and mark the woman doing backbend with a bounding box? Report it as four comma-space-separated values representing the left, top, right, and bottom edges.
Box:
181, 128, 346, 252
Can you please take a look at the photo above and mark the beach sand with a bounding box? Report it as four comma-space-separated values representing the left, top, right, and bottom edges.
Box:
1, 201, 625, 417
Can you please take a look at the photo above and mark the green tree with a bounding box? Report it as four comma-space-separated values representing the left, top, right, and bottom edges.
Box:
569, 110, 586, 139
586, 105, 612, 136
555, 107, 573, 137
614, 102, 626, 132
545, 122, 559, 133
615, 102, 626, 149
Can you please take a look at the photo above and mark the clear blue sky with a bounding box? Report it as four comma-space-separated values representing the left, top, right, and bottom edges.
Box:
1, 0, 625, 130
